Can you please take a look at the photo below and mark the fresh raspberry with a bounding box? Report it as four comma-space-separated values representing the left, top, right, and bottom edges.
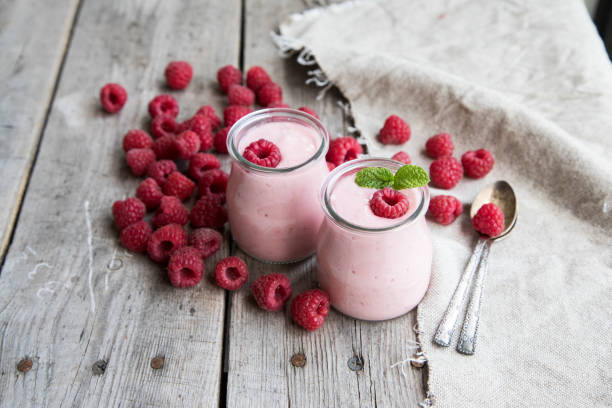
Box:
188, 153, 221, 181
162, 171, 195, 201
256, 82, 282, 107
268, 103, 289, 108
428, 195, 463, 225
151, 114, 179, 139
228, 85, 255, 106
147, 223, 187, 263
426, 133, 453, 158
196, 105, 222, 129
298, 106, 319, 119
189, 228, 223, 259
100, 83, 127, 113
326, 137, 363, 166
369, 187, 410, 219
147, 160, 177, 186
246, 66, 271, 92
379, 115, 411, 144
214, 127, 230, 154
112, 197, 146, 230
429, 156, 463, 189
151, 135, 179, 160
152, 196, 189, 228
190, 195, 227, 229
174, 130, 201, 159
224, 105, 253, 127
217, 65, 242, 93
291, 289, 330, 331
165, 61, 193, 90
178, 114, 212, 146
461, 149, 495, 178
215, 256, 249, 290
123, 129, 153, 152
148, 94, 179, 118
243, 139, 281, 168
327, 162, 336, 171
119, 220, 152, 253
177, 115, 213, 151
167, 246, 204, 288
197, 169, 229, 201
200, 132, 213, 152
136, 177, 163, 210
178, 114, 209, 133
126, 148, 156, 176
472, 203, 505, 237
391, 151, 411, 164
251, 273, 292, 311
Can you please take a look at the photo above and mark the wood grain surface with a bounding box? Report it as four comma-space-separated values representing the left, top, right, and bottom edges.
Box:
0, 0, 426, 406
0, 0, 80, 262
0, 0, 239, 406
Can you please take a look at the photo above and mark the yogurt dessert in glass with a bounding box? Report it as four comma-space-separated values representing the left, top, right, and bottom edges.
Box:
317, 158, 432, 320
226, 108, 330, 263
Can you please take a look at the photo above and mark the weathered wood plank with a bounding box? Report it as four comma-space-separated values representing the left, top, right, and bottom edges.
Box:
226, 0, 425, 406
0, 0, 240, 406
0, 0, 80, 263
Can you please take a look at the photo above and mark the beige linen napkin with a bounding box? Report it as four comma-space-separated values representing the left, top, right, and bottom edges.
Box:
278, 0, 612, 406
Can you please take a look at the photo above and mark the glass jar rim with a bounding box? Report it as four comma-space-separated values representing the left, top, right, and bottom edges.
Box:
320, 157, 430, 232
227, 108, 330, 173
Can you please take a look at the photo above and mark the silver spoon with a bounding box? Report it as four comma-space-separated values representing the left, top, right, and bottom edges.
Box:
433, 181, 518, 352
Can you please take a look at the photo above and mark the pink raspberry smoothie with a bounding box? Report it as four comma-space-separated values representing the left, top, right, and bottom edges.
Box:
226, 109, 330, 263
317, 158, 432, 320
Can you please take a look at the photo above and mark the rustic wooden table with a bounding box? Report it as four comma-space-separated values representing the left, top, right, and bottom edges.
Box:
0, 0, 425, 406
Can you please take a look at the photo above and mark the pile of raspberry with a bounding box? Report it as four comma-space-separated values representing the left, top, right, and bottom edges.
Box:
104, 62, 330, 330
373, 114, 501, 235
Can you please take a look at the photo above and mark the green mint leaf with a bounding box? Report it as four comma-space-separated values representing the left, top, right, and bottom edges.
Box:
355, 167, 395, 189
393, 165, 430, 190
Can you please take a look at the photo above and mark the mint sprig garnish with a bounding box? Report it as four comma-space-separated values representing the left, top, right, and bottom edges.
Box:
393, 165, 430, 189
354, 167, 394, 189
355, 165, 429, 190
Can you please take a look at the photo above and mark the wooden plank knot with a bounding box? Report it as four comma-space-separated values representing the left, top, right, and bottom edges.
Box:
150, 356, 165, 370
16, 357, 33, 373
347, 356, 363, 371
92, 360, 107, 375
290, 353, 306, 368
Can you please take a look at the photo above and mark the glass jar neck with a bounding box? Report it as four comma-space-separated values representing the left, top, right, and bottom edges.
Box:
320, 157, 430, 233
227, 108, 329, 174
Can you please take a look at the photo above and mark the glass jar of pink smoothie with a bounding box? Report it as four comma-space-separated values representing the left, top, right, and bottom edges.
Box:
317, 158, 432, 320
226, 108, 330, 263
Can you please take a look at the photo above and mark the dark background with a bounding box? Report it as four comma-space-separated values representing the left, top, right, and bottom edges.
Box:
593, 0, 612, 56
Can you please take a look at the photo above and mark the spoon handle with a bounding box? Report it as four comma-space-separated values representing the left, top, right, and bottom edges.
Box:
457, 239, 492, 355
433, 237, 487, 347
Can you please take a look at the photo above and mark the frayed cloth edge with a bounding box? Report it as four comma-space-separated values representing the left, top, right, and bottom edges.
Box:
270, 30, 369, 149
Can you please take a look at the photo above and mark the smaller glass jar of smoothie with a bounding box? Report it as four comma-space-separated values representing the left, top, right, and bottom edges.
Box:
317, 158, 432, 320
226, 108, 330, 263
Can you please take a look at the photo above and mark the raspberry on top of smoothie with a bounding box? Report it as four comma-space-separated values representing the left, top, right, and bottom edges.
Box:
243, 139, 281, 168
370, 187, 410, 218
238, 120, 321, 169
331, 165, 429, 223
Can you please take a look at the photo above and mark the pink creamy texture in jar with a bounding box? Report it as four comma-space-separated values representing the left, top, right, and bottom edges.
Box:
226, 109, 330, 263
316, 158, 432, 320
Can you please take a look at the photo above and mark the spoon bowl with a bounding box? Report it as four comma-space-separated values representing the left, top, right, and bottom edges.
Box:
470, 180, 518, 241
